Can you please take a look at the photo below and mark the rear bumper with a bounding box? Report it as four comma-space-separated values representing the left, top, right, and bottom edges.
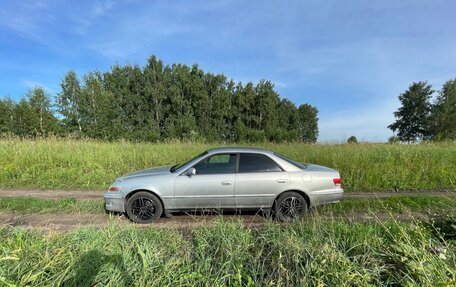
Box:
104, 192, 125, 212
311, 188, 344, 206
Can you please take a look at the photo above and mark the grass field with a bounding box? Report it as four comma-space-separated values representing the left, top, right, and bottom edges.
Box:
0, 217, 454, 286
1, 138, 456, 192
1, 138, 456, 286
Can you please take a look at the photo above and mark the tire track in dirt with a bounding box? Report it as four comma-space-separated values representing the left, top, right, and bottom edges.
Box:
0, 188, 455, 200
0, 212, 266, 231
0, 211, 436, 231
0, 189, 104, 199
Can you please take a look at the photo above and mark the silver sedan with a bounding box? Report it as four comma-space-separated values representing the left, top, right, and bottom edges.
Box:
104, 147, 343, 223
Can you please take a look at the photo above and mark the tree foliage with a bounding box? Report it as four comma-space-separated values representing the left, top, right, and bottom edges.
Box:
57, 71, 82, 133
0, 87, 57, 137
388, 82, 434, 142
432, 78, 456, 140
0, 55, 319, 142
298, 104, 319, 143
389, 79, 456, 142
347, 136, 358, 144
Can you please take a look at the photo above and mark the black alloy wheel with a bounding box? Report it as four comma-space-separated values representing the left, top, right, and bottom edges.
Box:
274, 191, 307, 221
126, 191, 163, 224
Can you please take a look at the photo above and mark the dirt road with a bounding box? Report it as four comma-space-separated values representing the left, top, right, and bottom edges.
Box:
0, 188, 453, 230
1, 188, 455, 200
0, 211, 432, 231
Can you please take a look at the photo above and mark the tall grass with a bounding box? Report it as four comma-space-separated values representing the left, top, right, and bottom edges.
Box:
1, 138, 456, 191
0, 218, 454, 286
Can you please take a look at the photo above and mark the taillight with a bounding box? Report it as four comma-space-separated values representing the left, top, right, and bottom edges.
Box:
333, 178, 342, 186
108, 186, 120, 192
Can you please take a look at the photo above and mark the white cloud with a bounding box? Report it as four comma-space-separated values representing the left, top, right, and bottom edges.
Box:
0, 1, 50, 43
21, 80, 57, 94
72, 0, 116, 35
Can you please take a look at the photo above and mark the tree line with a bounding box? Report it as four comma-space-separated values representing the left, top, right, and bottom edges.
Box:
0, 55, 319, 142
388, 79, 456, 142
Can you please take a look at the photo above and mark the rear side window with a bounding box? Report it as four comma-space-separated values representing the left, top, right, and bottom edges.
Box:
274, 153, 307, 169
238, 153, 282, 173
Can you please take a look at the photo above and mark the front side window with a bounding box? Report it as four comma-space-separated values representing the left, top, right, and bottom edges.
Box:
194, 153, 237, 174
171, 151, 208, 172
238, 153, 282, 173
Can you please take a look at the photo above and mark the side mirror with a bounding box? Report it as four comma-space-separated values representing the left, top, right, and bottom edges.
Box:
186, 167, 196, 176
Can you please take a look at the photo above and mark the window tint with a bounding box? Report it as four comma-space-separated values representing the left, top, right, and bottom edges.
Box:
239, 153, 282, 173
274, 153, 307, 169
194, 154, 236, 174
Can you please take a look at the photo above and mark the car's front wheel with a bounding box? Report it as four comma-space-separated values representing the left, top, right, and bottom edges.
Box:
126, 191, 163, 224
274, 191, 307, 222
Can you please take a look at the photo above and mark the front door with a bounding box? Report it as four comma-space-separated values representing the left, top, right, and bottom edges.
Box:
173, 153, 237, 209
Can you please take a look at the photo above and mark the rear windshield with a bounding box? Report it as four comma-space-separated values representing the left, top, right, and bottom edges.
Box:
274, 153, 307, 170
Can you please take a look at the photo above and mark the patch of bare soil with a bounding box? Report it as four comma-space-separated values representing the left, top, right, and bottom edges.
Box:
0, 189, 103, 200
0, 212, 267, 231
0, 211, 433, 231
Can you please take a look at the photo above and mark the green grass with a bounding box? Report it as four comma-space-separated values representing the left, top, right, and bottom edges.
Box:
1, 195, 455, 215
324, 195, 456, 214
0, 218, 454, 286
1, 138, 456, 191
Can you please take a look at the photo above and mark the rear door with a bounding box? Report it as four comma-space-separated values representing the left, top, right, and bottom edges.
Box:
234, 153, 289, 209
173, 153, 237, 209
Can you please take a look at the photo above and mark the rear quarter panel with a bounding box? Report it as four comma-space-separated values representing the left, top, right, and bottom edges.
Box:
287, 170, 343, 207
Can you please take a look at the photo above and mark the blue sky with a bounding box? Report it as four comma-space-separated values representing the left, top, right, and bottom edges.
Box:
1, 0, 455, 141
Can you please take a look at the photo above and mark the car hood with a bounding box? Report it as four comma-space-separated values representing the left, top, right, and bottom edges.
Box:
116, 165, 174, 181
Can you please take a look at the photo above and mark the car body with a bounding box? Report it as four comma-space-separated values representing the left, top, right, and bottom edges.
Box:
104, 147, 343, 223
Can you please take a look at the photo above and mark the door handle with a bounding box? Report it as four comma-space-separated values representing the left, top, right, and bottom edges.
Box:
277, 179, 286, 183
221, 181, 232, 185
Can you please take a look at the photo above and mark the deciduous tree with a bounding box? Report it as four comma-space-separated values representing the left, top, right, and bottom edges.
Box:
298, 104, 319, 143
432, 78, 456, 140
388, 82, 433, 142
57, 71, 83, 133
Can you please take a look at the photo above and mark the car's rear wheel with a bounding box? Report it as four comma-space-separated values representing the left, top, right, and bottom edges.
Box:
126, 191, 163, 224
274, 191, 307, 222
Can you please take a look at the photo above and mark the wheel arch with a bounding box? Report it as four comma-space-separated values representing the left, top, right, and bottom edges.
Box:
273, 189, 312, 209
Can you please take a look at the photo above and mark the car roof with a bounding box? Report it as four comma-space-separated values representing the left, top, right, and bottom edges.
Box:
206, 147, 274, 154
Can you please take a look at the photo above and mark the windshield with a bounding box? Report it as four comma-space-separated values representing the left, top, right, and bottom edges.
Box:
274, 153, 307, 169
170, 151, 208, 173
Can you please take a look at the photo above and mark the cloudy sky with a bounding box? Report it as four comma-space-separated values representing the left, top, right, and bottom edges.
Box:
1, 0, 455, 141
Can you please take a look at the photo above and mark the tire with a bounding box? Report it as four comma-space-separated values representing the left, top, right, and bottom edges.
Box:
125, 191, 163, 224
274, 191, 308, 222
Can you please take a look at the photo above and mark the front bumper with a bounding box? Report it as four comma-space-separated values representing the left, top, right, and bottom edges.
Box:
104, 192, 125, 212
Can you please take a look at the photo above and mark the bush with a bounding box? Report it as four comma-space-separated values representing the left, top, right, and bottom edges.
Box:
347, 135, 358, 144
388, 136, 400, 144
